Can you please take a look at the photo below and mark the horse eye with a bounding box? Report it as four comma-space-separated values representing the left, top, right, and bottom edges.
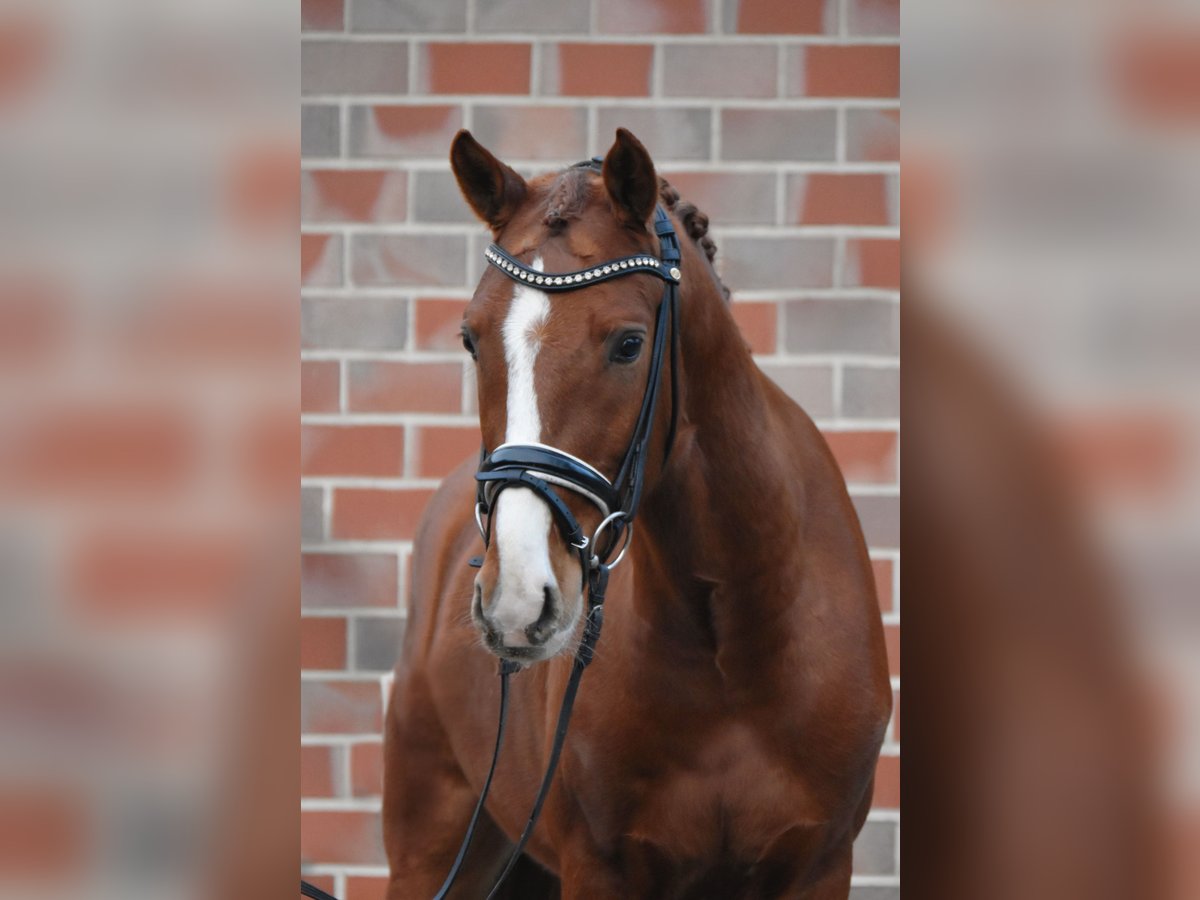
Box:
461, 332, 477, 359
611, 334, 644, 364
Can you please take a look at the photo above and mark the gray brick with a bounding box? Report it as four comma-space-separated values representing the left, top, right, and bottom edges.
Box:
412, 171, 473, 223
661, 171, 777, 225
302, 296, 409, 351
472, 105, 588, 161
662, 45, 778, 99
302, 105, 340, 158
351, 234, 469, 287
477, 0, 589, 32
349, 104, 464, 159
851, 494, 899, 549
303, 487, 325, 543
721, 108, 837, 161
353, 615, 406, 672
785, 299, 898, 355
852, 821, 896, 875
849, 888, 900, 900
719, 237, 835, 290
758, 363, 834, 418
301, 40, 408, 96
350, 0, 467, 33
596, 107, 712, 162
842, 365, 898, 418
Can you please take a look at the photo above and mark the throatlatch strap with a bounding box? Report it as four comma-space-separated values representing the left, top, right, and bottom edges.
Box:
300, 879, 340, 900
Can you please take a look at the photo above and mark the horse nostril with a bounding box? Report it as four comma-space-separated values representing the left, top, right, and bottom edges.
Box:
525, 584, 559, 645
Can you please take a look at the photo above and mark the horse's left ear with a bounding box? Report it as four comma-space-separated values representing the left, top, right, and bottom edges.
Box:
602, 128, 658, 229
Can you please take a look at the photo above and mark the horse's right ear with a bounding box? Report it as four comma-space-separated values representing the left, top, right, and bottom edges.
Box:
450, 130, 527, 234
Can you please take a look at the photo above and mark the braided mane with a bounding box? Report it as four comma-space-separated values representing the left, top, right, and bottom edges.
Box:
658, 177, 731, 303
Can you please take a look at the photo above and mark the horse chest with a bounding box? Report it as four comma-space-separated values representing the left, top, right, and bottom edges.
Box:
577, 722, 820, 867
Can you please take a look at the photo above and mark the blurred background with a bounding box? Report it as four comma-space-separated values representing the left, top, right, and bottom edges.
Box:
300, 1, 899, 897
2, 0, 1197, 898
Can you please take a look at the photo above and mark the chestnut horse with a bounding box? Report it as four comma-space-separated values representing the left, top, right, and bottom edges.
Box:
382, 128, 892, 899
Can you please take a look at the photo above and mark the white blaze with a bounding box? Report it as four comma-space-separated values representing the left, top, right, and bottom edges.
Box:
491, 257, 555, 639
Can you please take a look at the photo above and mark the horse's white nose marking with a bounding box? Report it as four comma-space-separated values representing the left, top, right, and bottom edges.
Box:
491, 256, 554, 636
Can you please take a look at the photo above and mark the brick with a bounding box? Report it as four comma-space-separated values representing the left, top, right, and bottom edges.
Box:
302, 105, 340, 158
302, 680, 384, 735
353, 615, 406, 672
720, 236, 835, 290
784, 298, 898, 355
853, 820, 896, 875
721, 108, 836, 161
850, 887, 900, 900
348, 360, 463, 413
848, 0, 899, 36
302, 552, 399, 609
842, 365, 898, 418
597, 107, 711, 161
730, 301, 777, 353
873, 752, 899, 807
7, 407, 193, 495
332, 488, 436, 541
0, 277, 64, 368
345, 876, 390, 900
1114, 30, 1200, 127
351, 234, 468, 287
661, 171, 776, 225
420, 42, 530, 95
478, 0, 590, 33
542, 43, 654, 97
302, 360, 340, 413
789, 173, 896, 226
843, 238, 899, 289
302, 486, 326, 542
302, 296, 409, 351
892, 689, 900, 741
301, 809, 385, 864
412, 424, 481, 477
472, 105, 588, 161
0, 787, 87, 877
302, 0, 344, 32
349, 104, 463, 159
822, 430, 898, 484
301, 41, 408, 95
243, 413, 297, 499
846, 109, 899, 162
301, 425, 405, 477
412, 171, 473, 223
301, 744, 338, 796
301, 616, 348, 670
351, 0, 466, 32
758, 363, 833, 417
851, 494, 898, 550
871, 558, 893, 613
302, 233, 342, 287
413, 298, 469, 351
790, 45, 899, 98
350, 742, 384, 797
724, 0, 831, 34
301, 170, 407, 223
71, 531, 247, 618
662, 44, 778, 99
597, 0, 710, 33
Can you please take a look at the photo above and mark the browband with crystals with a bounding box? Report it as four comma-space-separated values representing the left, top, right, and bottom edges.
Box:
485, 243, 681, 291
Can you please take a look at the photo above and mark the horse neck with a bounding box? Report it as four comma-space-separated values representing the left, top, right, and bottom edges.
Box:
632, 255, 810, 652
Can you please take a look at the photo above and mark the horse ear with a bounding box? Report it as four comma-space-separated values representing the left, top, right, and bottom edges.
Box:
602, 128, 658, 229
450, 130, 527, 233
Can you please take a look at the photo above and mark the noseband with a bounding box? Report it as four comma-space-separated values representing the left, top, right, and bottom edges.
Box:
302, 160, 683, 900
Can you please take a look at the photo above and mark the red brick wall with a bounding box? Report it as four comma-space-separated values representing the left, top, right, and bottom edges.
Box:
301, 1, 899, 895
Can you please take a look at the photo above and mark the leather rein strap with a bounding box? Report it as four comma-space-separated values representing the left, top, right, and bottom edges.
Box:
302, 160, 681, 900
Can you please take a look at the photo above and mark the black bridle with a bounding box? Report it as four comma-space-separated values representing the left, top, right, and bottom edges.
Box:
302, 159, 682, 900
